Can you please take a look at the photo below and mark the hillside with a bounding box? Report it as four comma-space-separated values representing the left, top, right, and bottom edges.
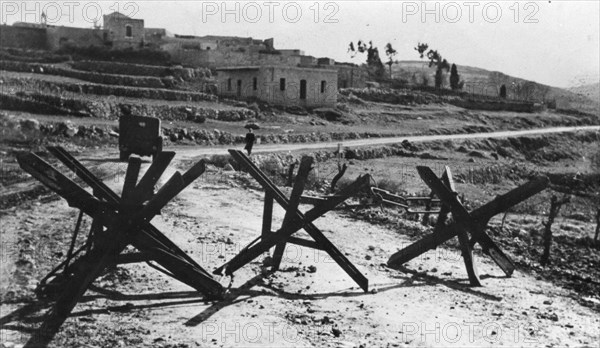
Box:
392, 60, 599, 113
1, 48, 600, 348
569, 82, 600, 102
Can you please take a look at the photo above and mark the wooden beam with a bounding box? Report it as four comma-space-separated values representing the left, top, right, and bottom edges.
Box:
442, 167, 481, 286
132, 151, 175, 202
262, 192, 273, 239
388, 170, 548, 278
272, 156, 313, 270
218, 150, 370, 292
417, 166, 516, 276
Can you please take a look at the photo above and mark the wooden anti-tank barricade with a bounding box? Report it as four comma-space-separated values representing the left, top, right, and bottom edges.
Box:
214, 150, 372, 292
388, 165, 549, 286
16, 146, 223, 348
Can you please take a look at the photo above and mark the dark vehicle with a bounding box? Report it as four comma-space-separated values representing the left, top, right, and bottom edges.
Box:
118, 115, 163, 161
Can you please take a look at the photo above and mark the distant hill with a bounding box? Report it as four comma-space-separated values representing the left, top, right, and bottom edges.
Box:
568, 82, 600, 103
391, 60, 598, 112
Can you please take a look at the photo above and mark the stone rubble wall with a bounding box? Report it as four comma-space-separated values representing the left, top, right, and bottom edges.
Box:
1, 60, 170, 89
2, 76, 217, 102
0, 91, 254, 121
70, 60, 211, 81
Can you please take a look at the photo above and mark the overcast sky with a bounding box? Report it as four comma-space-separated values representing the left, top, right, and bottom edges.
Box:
4, 1, 599, 87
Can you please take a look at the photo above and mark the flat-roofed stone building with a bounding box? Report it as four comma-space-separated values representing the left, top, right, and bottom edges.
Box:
216, 66, 337, 107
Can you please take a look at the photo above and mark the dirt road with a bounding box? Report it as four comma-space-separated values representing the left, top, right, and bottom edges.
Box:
1, 125, 599, 347
172, 125, 600, 158
2, 174, 598, 347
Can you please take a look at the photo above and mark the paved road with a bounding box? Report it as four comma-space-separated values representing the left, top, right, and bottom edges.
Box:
172, 125, 599, 158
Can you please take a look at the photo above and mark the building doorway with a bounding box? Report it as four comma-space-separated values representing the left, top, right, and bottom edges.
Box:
299, 79, 307, 100
237, 80, 242, 97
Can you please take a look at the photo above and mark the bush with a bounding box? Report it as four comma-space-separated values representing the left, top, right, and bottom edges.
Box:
205, 154, 233, 168
333, 177, 356, 192
375, 178, 405, 194
259, 158, 284, 176
389, 78, 409, 89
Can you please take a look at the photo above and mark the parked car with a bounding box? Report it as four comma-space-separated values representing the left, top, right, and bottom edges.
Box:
118, 115, 163, 161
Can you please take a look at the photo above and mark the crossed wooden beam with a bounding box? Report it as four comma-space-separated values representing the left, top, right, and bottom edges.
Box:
15, 148, 549, 346
16, 146, 223, 348
214, 150, 372, 292
388, 166, 549, 286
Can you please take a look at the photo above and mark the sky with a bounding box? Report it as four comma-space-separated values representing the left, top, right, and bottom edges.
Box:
3, 0, 599, 88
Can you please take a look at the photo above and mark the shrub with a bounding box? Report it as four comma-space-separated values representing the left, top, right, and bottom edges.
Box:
421, 72, 429, 86
375, 178, 405, 194
206, 154, 233, 168
259, 158, 284, 177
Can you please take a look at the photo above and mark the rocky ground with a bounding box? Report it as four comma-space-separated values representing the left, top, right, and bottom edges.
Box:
1, 52, 599, 347
0, 135, 599, 347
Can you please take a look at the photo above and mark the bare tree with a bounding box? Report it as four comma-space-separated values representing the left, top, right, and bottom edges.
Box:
541, 194, 570, 265
349, 40, 386, 79
427, 50, 450, 89
414, 42, 429, 58
385, 43, 398, 79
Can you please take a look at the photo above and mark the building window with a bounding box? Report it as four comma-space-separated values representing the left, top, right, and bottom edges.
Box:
280, 78, 286, 91
321, 81, 326, 93
253, 77, 258, 91
125, 25, 133, 38
299, 79, 307, 100
227, 78, 232, 91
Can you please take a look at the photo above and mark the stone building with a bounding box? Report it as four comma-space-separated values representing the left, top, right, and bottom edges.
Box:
144, 28, 174, 45
1, 12, 145, 50
103, 12, 145, 49
335, 64, 368, 88
1, 11, 363, 96
216, 66, 338, 107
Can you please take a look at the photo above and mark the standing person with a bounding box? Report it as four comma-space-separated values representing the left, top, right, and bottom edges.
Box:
244, 128, 256, 155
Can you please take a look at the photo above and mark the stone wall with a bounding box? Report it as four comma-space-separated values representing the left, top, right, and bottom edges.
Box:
3, 91, 254, 121
339, 88, 437, 105
70, 60, 211, 81
3, 76, 217, 102
166, 48, 211, 68
164, 46, 301, 68
1, 60, 170, 89
160, 36, 218, 50
336, 65, 368, 89
449, 98, 537, 113
341, 87, 540, 112
46, 26, 106, 50
0, 25, 47, 50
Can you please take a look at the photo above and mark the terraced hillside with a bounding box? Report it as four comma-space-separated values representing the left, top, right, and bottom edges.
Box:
392, 60, 599, 113
1, 51, 598, 152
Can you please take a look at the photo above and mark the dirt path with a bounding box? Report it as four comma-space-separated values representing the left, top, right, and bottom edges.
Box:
1, 162, 598, 347
172, 125, 600, 158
